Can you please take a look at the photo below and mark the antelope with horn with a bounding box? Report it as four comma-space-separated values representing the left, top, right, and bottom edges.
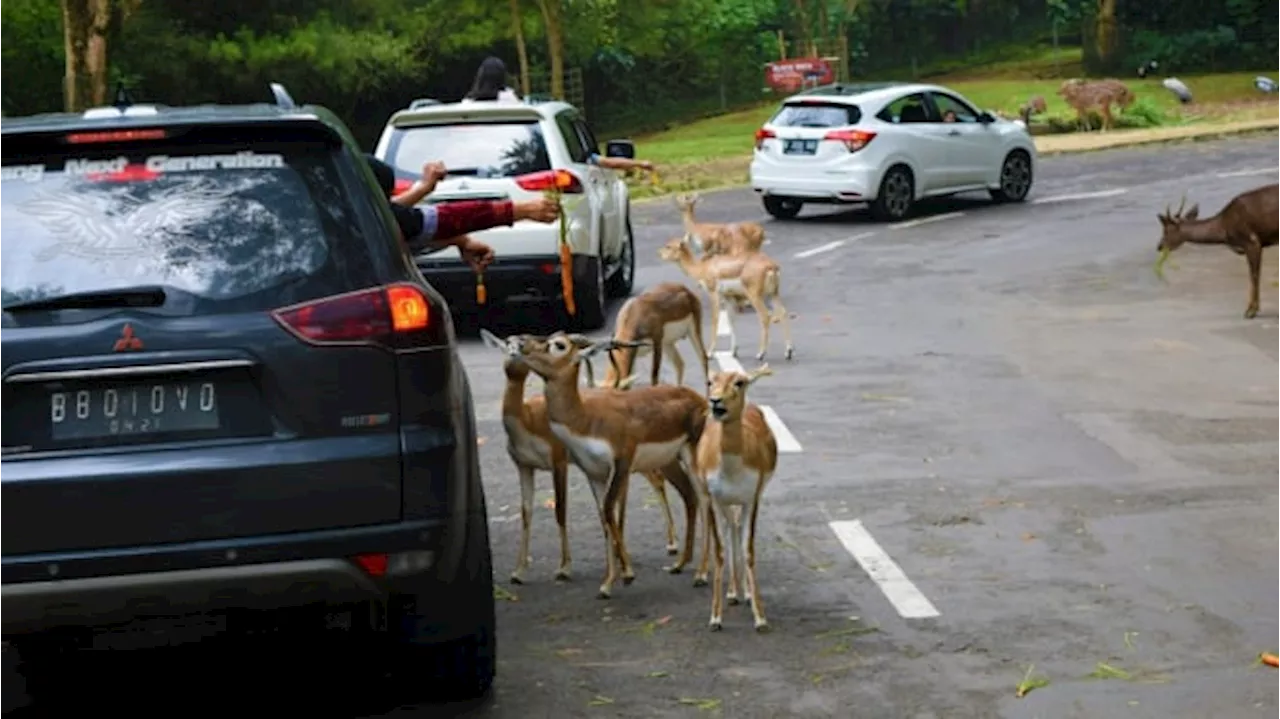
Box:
659, 234, 794, 361
1156, 184, 1279, 319
599, 281, 710, 390
511, 332, 710, 598
698, 365, 778, 631
481, 329, 700, 583
675, 192, 767, 258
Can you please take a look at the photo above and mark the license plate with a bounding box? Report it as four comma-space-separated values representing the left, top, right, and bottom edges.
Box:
49, 381, 221, 441
783, 139, 818, 155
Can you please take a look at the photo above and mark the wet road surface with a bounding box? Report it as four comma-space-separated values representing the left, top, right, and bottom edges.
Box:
7, 135, 1278, 718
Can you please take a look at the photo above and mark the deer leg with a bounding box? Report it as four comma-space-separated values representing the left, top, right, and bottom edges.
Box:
666, 342, 685, 386
510, 464, 536, 585
693, 483, 713, 587
723, 297, 740, 358
707, 498, 727, 631
745, 484, 769, 631
725, 507, 744, 606
659, 460, 699, 574
587, 476, 619, 599
748, 291, 772, 361
645, 471, 679, 555
1245, 240, 1262, 319
687, 316, 710, 390
606, 458, 637, 586
706, 290, 724, 359
1101, 104, 1113, 132
615, 468, 631, 559
770, 293, 795, 360
650, 341, 664, 386
552, 461, 572, 581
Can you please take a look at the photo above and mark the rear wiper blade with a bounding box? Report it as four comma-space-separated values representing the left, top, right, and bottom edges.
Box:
446, 168, 481, 177
4, 286, 168, 313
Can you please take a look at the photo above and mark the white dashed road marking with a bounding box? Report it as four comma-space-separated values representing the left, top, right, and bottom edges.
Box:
829, 520, 940, 619
1215, 167, 1278, 179
889, 212, 965, 230
716, 310, 733, 338
1031, 188, 1127, 205
793, 231, 875, 259
711, 352, 801, 453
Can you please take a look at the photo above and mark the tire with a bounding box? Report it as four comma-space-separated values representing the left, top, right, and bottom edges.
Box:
870, 165, 914, 221
762, 196, 803, 220
605, 211, 635, 298
387, 454, 496, 702
989, 150, 1033, 203
569, 255, 606, 331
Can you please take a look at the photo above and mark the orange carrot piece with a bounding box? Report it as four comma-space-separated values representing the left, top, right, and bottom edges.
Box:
475, 272, 487, 305
1262, 653, 1278, 667
554, 192, 575, 315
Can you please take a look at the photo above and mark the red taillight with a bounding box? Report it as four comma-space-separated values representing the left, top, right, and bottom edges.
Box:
515, 169, 583, 194
393, 178, 414, 196
66, 128, 167, 144
353, 553, 388, 577
88, 163, 160, 182
754, 128, 776, 150
823, 129, 876, 152
271, 283, 431, 345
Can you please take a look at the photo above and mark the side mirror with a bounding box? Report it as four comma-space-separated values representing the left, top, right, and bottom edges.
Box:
977, 111, 995, 124
605, 139, 636, 159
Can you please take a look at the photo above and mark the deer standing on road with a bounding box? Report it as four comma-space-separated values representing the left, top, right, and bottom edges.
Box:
1156, 183, 1279, 319
674, 192, 766, 258
599, 281, 710, 390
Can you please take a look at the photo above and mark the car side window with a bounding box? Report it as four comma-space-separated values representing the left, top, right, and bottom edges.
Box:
930, 93, 980, 123
876, 93, 935, 124
555, 111, 590, 164
573, 119, 601, 159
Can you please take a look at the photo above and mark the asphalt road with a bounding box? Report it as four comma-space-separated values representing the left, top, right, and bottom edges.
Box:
8, 135, 1279, 718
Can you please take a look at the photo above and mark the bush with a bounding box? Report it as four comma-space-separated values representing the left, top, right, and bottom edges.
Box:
1040, 96, 1167, 133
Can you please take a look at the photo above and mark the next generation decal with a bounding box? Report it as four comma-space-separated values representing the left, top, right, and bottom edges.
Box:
0, 152, 286, 182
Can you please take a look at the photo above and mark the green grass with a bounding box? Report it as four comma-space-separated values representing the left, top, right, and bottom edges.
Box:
628, 64, 1278, 199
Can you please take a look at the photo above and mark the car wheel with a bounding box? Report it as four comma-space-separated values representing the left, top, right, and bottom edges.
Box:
990, 150, 1033, 203
762, 196, 803, 220
605, 211, 635, 298
870, 165, 914, 221
570, 255, 607, 331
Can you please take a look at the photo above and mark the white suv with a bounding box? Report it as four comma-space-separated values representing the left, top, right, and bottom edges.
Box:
749, 82, 1037, 222
373, 99, 636, 329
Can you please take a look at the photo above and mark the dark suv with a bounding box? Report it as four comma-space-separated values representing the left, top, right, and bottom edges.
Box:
0, 86, 495, 700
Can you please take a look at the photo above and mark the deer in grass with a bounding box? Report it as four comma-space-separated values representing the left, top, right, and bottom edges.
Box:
675, 193, 767, 258
698, 365, 778, 632
659, 234, 795, 361
511, 331, 710, 598
1057, 78, 1134, 132
480, 330, 700, 584
599, 281, 710, 390
1156, 184, 1279, 319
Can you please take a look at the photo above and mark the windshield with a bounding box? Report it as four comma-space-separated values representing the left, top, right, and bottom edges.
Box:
771, 102, 862, 128
1, 140, 373, 314
385, 121, 551, 179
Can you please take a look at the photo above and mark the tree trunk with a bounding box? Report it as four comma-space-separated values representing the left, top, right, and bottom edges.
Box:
509, 0, 531, 96
792, 0, 812, 58
1095, 0, 1118, 69
535, 0, 565, 101
61, 0, 112, 112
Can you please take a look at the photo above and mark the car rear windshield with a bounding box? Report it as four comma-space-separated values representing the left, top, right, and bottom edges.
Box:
771, 102, 861, 128
385, 121, 551, 180
1, 132, 379, 317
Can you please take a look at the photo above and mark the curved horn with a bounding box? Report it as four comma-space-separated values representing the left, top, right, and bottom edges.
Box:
583, 356, 596, 386
1175, 193, 1187, 218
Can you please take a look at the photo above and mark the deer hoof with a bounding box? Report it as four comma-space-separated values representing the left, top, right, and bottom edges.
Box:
785, 347, 794, 360
727, 595, 741, 606
754, 620, 771, 633
554, 569, 572, 582
709, 619, 723, 632
1245, 306, 1259, 319
622, 574, 636, 586
666, 545, 679, 556
692, 576, 709, 588
509, 573, 525, 585
597, 588, 612, 600
755, 350, 766, 361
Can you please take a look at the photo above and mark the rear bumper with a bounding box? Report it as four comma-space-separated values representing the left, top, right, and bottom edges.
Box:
1, 517, 454, 635
750, 157, 879, 202
417, 254, 597, 311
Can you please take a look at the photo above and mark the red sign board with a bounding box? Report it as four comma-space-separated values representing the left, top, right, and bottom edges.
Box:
764, 58, 835, 93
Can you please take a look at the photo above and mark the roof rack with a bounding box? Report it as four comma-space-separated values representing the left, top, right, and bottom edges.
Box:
270, 82, 297, 110
798, 81, 908, 97
408, 98, 442, 110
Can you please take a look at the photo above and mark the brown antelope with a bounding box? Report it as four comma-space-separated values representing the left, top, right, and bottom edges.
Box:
512, 332, 709, 598
659, 234, 795, 361
675, 192, 766, 257
697, 365, 778, 632
599, 281, 710, 390
1157, 184, 1279, 319
480, 330, 699, 583
1057, 78, 1134, 132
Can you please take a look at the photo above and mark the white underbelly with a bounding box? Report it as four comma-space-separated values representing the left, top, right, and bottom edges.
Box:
717, 278, 749, 300
503, 417, 555, 470
705, 454, 765, 506
632, 436, 688, 473
661, 317, 693, 345
550, 422, 615, 478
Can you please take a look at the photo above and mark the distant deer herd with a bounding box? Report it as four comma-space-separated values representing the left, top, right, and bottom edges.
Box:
482, 191, 791, 631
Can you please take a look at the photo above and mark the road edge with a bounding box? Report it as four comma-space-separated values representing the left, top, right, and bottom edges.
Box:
630, 119, 1279, 207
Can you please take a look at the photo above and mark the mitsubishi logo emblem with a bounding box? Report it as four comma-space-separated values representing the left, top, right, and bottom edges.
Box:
112, 324, 144, 352
458, 181, 471, 191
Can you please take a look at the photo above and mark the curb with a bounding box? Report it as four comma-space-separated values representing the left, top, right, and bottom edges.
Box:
630, 119, 1279, 207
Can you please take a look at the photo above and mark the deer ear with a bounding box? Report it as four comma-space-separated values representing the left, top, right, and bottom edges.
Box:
747, 364, 774, 385
1183, 204, 1199, 220
479, 328, 509, 352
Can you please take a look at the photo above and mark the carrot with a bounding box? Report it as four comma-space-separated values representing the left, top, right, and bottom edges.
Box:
553, 190, 575, 315
1262, 653, 1278, 668
475, 271, 487, 305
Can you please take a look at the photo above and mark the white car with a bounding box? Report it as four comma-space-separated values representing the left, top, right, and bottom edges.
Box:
749, 82, 1037, 222
373, 99, 636, 329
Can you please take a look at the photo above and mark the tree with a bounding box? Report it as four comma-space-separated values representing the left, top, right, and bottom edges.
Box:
534, 0, 565, 99
61, 0, 112, 111
509, 0, 531, 96
1094, 0, 1118, 68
